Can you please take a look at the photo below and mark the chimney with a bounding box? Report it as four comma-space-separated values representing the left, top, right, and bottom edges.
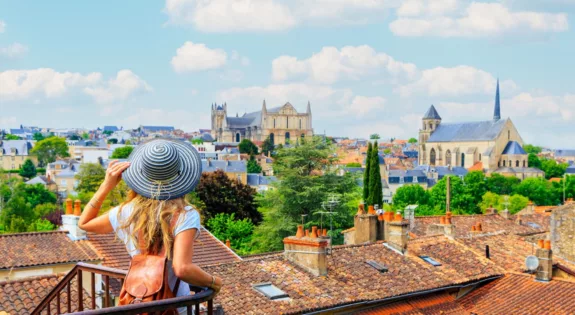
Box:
500, 208, 511, 220
368, 205, 376, 215
387, 213, 409, 254
61, 200, 87, 240
284, 225, 328, 276
225, 239, 231, 248
485, 205, 498, 215
535, 239, 553, 282
354, 205, 378, 244
377, 212, 385, 241
427, 214, 455, 238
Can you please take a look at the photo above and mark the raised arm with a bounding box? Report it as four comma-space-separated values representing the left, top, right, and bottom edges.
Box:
78, 160, 130, 233
172, 229, 223, 293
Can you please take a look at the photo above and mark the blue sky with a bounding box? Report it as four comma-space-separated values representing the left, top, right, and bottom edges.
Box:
1, 0, 574, 147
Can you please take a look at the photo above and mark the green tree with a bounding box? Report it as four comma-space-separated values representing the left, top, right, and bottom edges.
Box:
508, 194, 529, 214
261, 137, 274, 157
33, 132, 45, 141
1, 191, 35, 230
430, 176, 478, 214
82, 132, 90, 140
206, 213, 254, 255
383, 148, 392, 155
192, 170, 261, 224
479, 191, 502, 212
408, 138, 417, 144
69, 134, 81, 140
19, 183, 57, 209
19, 159, 37, 180
75, 163, 106, 193
34, 203, 58, 218
4, 134, 21, 140
103, 130, 113, 136
540, 159, 568, 179
27, 218, 56, 232
111, 146, 134, 159
363, 142, 372, 202
464, 171, 487, 208
273, 136, 336, 176
528, 153, 542, 169
523, 144, 542, 155
513, 177, 558, 206
247, 156, 262, 174
30, 137, 70, 166
392, 184, 429, 210
346, 162, 362, 168
487, 173, 520, 195
107, 138, 118, 144
370, 134, 380, 140
239, 139, 259, 155
191, 138, 204, 145
368, 140, 383, 207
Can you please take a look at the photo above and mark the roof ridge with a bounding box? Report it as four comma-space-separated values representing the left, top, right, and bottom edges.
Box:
0, 273, 63, 286
0, 230, 67, 237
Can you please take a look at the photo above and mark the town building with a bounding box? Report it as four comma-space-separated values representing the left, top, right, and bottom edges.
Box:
0, 140, 38, 170
555, 149, 575, 162
418, 80, 543, 180
46, 160, 81, 198
210, 101, 313, 145
201, 159, 248, 185
247, 174, 278, 192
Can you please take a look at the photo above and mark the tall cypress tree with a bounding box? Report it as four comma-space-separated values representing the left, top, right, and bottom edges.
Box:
363, 142, 372, 203
368, 141, 383, 207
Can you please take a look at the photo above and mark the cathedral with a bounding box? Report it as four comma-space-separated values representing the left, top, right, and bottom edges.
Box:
210, 101, 313, 145
418, 80, 544, 180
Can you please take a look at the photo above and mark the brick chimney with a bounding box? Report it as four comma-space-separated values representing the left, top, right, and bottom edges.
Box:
485, 205, 498, 215
354, 205, 378, 244
387, 213, 409, 254
536, 240, 553, 282
225, 239, 231, 248
427, 214, 456, 238
61, 199, 87, 240
500, 208, 510, 220
284, 225, 328, 276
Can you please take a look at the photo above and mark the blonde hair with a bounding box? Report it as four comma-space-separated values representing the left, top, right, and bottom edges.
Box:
117, 190, 187, 259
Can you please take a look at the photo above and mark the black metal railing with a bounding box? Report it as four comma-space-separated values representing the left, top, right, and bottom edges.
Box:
32, 262, 215, 315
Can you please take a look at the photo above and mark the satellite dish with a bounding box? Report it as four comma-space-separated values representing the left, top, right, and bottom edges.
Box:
525, 255, 539, 272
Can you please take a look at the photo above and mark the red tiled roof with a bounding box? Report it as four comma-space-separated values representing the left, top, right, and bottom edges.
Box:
468, 161, 483, 171
88, 233, 131, 270
411, 214, 545, 239
0, 274, 92, 315
356, 292, 465, 315
203, 236, 502, 314
0, 231, 102, 270
458, 273, 575, 314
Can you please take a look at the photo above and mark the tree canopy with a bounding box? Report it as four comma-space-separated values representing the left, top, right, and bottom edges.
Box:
363, 142, 372, 202
111, 146, 134, 159
75, 163, 106, 193
19, 159, 37, 180
247, 156, 262, 174
261, 137, 274, 157
4, 134, 21, 140
206, 213, 254, 255
408, 138, 417, 144
523, 144, 542, 155
33, 132, 45, 141
30, 137, 70, 166
369, 134, 380, 140
239, 139, 259, 155
392, 184, 429, 210
367, 141, 383, 207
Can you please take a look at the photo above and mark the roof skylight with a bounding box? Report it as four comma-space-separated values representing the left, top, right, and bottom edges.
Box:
420, 256, 442, 267
253, 283, 289, 301
366, 260, 388, 273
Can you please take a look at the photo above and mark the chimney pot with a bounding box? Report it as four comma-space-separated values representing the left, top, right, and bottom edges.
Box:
394, 213, 403, 221
305, 229, 310, 237
446, 211, 452, 220
65, 198, 73, 215
378, 213, 384, 221
538, 239, 544, 248
477, 223, 482, 231
357, 204, 365, 216
368, 205, 376, 215
225, 239, 231, 248
322, 229, 328, 237
440, 216, 446, 224
544, 240, 551, 250
311, 226, 318, 238
73, 200, 82, 216
296, 225, 304, 238
472, 225, 477, 231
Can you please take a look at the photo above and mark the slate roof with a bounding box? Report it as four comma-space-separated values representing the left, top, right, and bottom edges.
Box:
0, 140, 34, 155
494, 167, 544, 174
555, 149, 575, 157
427, 119, 507, 142
423, 105, 441, 120
0, 231, 102, 270
202, 160, 246, 173
141, 126, 175, 132
502, 140, 526, 155
410, 214, 545, 239
417, 165, 469, 178
458, 273, 575, 315
388, 170, 427, 184
203, 235, 502, 314
103, 126, 119, 132
0, 274, 92, 315
247, 174, 278, 186
567, 163, 575, 174
25, 176, 55, 186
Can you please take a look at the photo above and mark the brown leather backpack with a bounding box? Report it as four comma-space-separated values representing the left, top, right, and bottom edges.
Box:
119, 213, 181, 315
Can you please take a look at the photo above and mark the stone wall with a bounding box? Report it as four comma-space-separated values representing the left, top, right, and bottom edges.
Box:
550, 204, 575, 262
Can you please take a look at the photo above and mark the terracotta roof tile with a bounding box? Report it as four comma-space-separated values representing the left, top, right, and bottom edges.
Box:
468, 161, 483, 171
0, 231, 102, 270
356, 292, 466, 315
458, 273, 575, 314
0, 274, 92, 314
203, 236, 502, 314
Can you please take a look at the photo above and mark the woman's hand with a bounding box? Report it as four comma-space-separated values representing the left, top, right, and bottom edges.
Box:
102, 160, 130, 191
211, 276, 223, 294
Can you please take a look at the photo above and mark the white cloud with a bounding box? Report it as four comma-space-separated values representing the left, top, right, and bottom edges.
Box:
171, 41, 228, 72
0, 116, 17, 127
349, 96, 386, 117
390, 2, 568, 37
0, 20, 5, 33
272, 45, 418, 84
396, 0, 458, 17
231, 50, 250, 66
121, 108, 211, 130
164, 0, 296, 32
83, 70, 152, 104
0, 43, 29, 58
0, 68, 102, 100
397, 65, 517, 97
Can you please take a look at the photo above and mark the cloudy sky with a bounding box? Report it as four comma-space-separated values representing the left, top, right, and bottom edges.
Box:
0, 1, 574, 147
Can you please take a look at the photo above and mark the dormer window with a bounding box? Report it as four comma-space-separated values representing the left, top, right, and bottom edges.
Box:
366, 260, 388, 273
253, 283, 289, 301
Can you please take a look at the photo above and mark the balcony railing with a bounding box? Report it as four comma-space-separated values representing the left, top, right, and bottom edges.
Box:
32, 262, 215, 315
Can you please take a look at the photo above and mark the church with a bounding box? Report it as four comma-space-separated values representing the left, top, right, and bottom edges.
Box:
418, 81, 544, 180
210, 101, 313, 145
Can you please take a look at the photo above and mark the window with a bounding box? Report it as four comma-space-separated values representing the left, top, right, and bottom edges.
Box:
299, 119, 302, 129
508, 130, 510, 140
523, 160, 526, 167
285, 132, 290, 142
273, 119, 276, 128
286, 117, 289, 128
61, 180, 67, 185
236, 133, 240, 143
479, 154, 482, 161
365, 260, 388, 273
445, 150, 451, 166
503, 160, 506, 167
253, 283, 289, 300
516, 160, 520, 167
461, 153, 465, 167
269, 133, 275, 145
430, 148, 436, 165
420, 256, 442, 266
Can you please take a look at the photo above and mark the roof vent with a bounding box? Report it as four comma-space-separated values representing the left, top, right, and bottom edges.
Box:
366, 260, 388, 273
253, 283, 290, 301
420, 256, 442, 266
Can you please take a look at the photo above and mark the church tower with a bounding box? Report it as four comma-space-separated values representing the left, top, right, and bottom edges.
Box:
493, 79, 501, 121
419, 105, 442, 165
211, 103, 227, 142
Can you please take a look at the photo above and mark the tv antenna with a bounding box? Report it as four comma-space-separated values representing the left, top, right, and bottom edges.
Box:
300, 214, 308, 227
321, 194, 339, 255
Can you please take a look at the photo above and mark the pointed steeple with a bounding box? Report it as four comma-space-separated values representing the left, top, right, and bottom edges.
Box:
493, 79, 501, 121
423, 105, 441, 120
262, 99, 267, 112
307, 101, 311, 114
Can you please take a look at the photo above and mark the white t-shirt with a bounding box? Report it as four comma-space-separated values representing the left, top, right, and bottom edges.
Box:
108, 202, 201, 299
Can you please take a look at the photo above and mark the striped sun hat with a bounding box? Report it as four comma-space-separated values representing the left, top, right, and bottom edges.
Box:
122, 139, 202, 200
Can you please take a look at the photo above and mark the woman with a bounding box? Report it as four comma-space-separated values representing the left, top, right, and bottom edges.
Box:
78, 139, 223, 313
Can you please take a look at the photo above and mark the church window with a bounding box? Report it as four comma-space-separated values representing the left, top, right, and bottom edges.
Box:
299, 119, 302, 129
274, 119, 276, 128
508, 130, 510, 140
285, 132, 290, 143
445, 150, 452, 166
516, 160, 520, 167
523, 160, 526, 167
503, 160, 506, 167
429, 123, 433, 130
430, 148, 436, 166
461, 153, 465, 167
509, 160, 512, 167
479, 154, 482, 161
269, 133, 275, 145
287, 117, 289, 128
236, 133, 241, 143
498, 161, 501, 167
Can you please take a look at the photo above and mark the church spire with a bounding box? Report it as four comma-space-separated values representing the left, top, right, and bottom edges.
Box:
306, 101, 311, 114
494, 79, 501, 121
